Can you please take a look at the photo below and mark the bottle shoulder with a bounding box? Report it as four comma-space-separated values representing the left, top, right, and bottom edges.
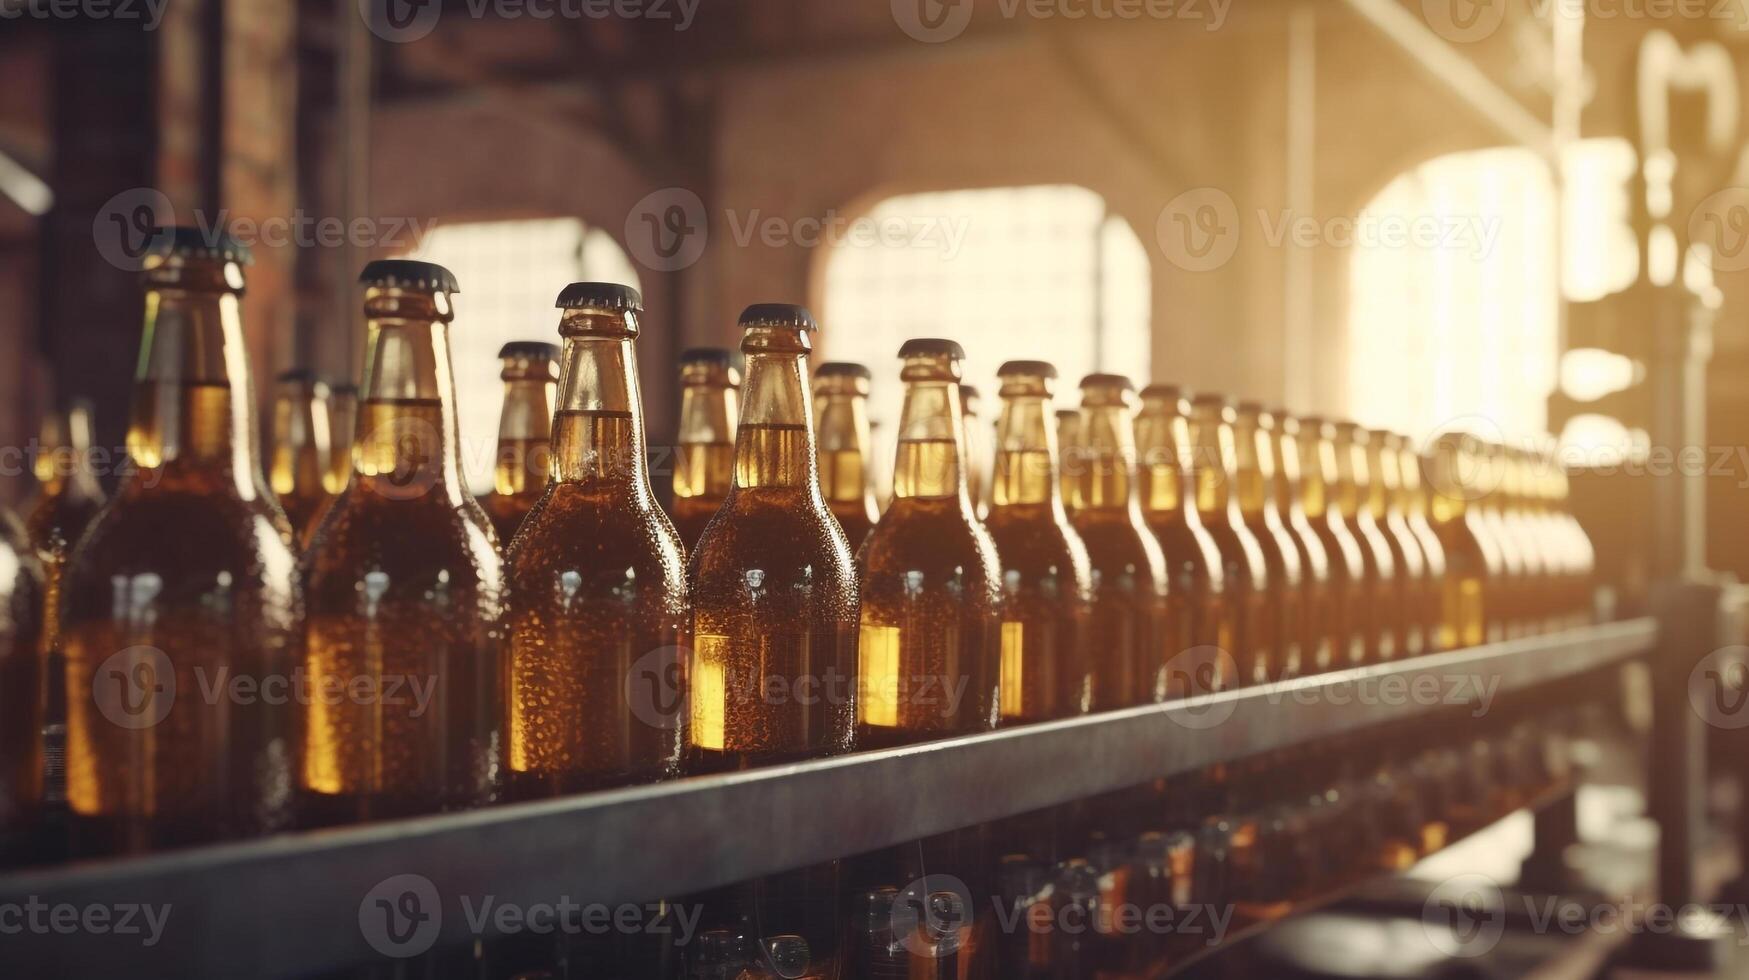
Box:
1071, 511, 1168, 583
302, 487, 503, 597
65, 484, 296, 585
688, 488, 857, 588
985, 505, 1092, 590
506, 484, 687, 594
859, 498, 1000, 581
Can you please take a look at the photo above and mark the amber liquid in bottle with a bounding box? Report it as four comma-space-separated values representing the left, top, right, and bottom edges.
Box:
1297, 419, 1368, 669
299, 268, 503, 825
1270, 415, 1335, 674
1371, 432, 1436, 656
0, 509, 45, 861
1233, 404, 1307, 681
1189, 396, 1273, 686
1426, 434, 1503, 648
813, 363, 881, 552
1501, 447, 1553, 633
504, 297, 687, 798
1136, 387, 1228, 694
856, 342, 1001, 747
983, 363, 1094, 723
1333, 423, 1398, 662
61, 244, 299, 854
480, 343, 557, 548
270, 371, 335, 544
671, 350, 739, 553
1068, 376, 1171, 708
1057, 407, 1084, 523
1471, 442, 1526, 640
960, 384, 989, 521
690, 308, 855, 980
304, 384, 357, 542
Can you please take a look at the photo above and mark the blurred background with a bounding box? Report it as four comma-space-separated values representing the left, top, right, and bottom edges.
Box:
1, 0, 1746, 609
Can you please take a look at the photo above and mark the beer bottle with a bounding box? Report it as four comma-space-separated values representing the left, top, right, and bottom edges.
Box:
1425, 433, 1504, 647
480, 341, 559, 547
1188, 395, 1273, 685
1474, 442, 1528, 637
1135, 385, 1228, 693
503, 284, 687, 797
856, 339, 1000, 746
1295, 417, 1368, 668
60, 228, 297, 853
1233, 402, 1307, 680
304, 382, 357, 540
959, 384, 989, 520
984, 361, 1093, 722
300, 260, 502, 824
1377, 432, 1445, 654
813, 361, 881, 550
672, 348, 739, 552
26, 400, 106, 574
0, 508, 45, 862
1070, 374, 1171, 707
1056, 408, 1083, 522
689, 304, 858, 768
689, 304, 856, 980
1269, 414, 1335, 674
269, 369, 334, 543
1329, 422, 1398, 662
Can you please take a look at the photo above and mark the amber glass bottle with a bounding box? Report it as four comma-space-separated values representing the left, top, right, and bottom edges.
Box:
1472, 442, 1527, 637
304, 383, 357, 540
1390, 432, 1448, 652
1056, 407, 1084, 522
503, 284, 687, 798
1374, 432, 1442, 655
269, 369, 334, 543
1425, 433, 1504, 647
856, 339, 1001, 746
1070, 374, 1171, 707
1267, 414, 1334, 675
984, 361, 1094, 723
1329, 422, 1397, 662
1188, 395, 1273, 686
479, 341, 558, 548
26, 399, 106, 577
1506, 446, 1555, 632
1232, 403, 1307, 681
1135, 386, 1228, 694
61, 228, 298, 853
960, 383, 989, 520
0, 508, 45, 861
299, 260, 502, 825
671, 348, 739, 553
1295, 417, 1367, 669
813, 362, 881, 551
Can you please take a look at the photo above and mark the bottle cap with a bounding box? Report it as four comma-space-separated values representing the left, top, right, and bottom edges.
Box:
359, 259, 459, 293
555, 281, 642, 312
738, 303, 816, 330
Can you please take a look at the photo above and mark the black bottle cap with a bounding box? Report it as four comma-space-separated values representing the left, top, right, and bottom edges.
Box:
555, 281, 642, 312
275, 368, 319, 385
359, 259, 459, 293
148, 226, 253, 265
1236, 399, 1267, 415
959, 383, 980, 399
680, 347, 735, 367
1141, 383, 1189, 400
997, 359, 1057, 379
898, 338, 965, 360
816, 361, 873, 380
1080, 372, 1133, 391
328, 382, 359, 397
737, 303, 816, 331
497, 341, 560, 361
1191, 391, 1232, 407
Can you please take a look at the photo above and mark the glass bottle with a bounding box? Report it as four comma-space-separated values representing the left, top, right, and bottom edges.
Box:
480, 340, 558, 548
813, 362, 881, 551
1270, 414, 1335, 674
1425, 433, 1504, 647
671, 347, 739, 553
1189, 395, 1274, 685
1233, 402, 1307, 680
1295, 417, 1368, 669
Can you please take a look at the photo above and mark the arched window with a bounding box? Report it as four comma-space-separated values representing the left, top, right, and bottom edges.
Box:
818, 185, 1149, 495
407, 218, 640, 494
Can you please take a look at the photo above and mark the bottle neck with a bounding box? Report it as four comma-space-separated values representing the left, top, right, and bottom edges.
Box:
1398, 446, 1431, 519
1298, 431, 1335, 520
892, 380, 965, 501
1136, 408, 1195, 521
1075, 403, 1137, 512
550, 334, 648, 486
271, 387, 329, 498
814, 389, 875, 505
353, 313, 470, 503
1273, 427, 1307, 521
1232, 417, 1279, 521
1190, 410, 1239, 522
1333, 434, 1366, 520
992, 394, 1059, 509
676, 382, 737, 500
127, 284, 265, 494
495, 377, 556, 494
35, 410, 103, 499
1369, 441, 1403, 520
736, 350, 817, 491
